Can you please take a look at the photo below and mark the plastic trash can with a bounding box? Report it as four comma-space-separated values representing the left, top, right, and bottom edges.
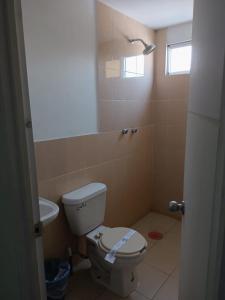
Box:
45, 259, 71, 300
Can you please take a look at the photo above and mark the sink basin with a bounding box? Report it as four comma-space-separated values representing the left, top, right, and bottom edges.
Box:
39, 197, 59, 226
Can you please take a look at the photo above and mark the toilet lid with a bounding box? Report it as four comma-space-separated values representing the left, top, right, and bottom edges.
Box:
99, 227, 147, 258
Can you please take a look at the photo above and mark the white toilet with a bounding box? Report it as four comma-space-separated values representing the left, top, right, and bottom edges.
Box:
62, 183, 147, 298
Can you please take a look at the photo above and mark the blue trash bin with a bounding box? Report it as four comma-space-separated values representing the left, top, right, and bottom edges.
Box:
45, 259, 71, 300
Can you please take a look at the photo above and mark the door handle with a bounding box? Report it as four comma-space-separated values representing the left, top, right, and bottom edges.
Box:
169, 201, 185, 215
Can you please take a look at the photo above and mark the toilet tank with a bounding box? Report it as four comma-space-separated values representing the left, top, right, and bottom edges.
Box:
62, 183, 107, 236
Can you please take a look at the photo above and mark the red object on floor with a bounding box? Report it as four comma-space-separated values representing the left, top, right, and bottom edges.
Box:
148, 231, 163, 240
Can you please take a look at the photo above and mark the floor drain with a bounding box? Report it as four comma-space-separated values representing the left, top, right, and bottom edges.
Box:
148, 231, 163, 240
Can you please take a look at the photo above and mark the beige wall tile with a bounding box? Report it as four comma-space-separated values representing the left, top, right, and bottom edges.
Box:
99, 100, 155, 131
152, 171, 184, 217
153, 100, 187, 125
42, 204, 73, 258
38, 169, 89, 203
152, 27, 189, 216
96, 1, 113, 45
35, 136, 85, 181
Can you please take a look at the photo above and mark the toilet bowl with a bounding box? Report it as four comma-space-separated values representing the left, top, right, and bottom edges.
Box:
62, 183, 147, 297
87, 225, 147, 297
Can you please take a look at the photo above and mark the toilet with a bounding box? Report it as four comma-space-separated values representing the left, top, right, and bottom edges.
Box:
62, 183, 147, 298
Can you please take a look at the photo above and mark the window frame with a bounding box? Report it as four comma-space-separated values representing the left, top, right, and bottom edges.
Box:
166, 40, 192, 76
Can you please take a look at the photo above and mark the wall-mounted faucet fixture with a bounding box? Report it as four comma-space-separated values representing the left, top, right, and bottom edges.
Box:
121, 129, 129, 134
131, 128, 138, 134
127, 38, 156, 55
121, 128, 138, 134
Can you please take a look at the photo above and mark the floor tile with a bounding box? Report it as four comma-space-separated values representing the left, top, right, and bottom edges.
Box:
143, 225, 181, 275
65, 270, 105, 300
134, 213, 178, 234
132, 213, 178, 249
98, 290, 149, 300
136, 263, 168, 299
167, 222, 182, 239
153, 269, 179, 300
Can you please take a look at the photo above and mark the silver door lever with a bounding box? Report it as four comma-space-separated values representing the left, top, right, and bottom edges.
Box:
169, 201, 185, 215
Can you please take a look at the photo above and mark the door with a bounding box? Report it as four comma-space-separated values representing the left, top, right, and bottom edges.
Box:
179, 0, 225, 299
0, 1, 46, 299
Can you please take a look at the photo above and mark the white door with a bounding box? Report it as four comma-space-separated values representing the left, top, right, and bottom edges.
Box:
0, 1, 46, 299
179, 0, 225, 299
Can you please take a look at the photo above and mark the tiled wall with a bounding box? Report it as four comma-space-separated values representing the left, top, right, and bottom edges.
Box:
36, 2, 155, 258
97, 2, 155, 131
151, 28, 189, 216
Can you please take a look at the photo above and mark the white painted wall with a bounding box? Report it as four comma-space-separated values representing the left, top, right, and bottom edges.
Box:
99, 0, 193, 29
167, 22, 192, 44
21, 0, 98, 141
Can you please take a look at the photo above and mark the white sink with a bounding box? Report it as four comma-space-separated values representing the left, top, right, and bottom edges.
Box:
39, 197, 59, 226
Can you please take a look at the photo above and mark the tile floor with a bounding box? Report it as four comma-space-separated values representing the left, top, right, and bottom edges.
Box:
65, 212, 181, 300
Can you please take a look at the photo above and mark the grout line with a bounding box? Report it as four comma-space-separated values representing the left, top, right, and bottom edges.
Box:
151, 274, 170, 300
151, 265, 179, 300
137, 272, 170, 300
39, 146, 154, 185
135, 290, 152, 300
165, 222, 181, 235
188, 110, 220, 124
35, 124, 155, 143
141, 260, 171, 276
152, 266, 179, 300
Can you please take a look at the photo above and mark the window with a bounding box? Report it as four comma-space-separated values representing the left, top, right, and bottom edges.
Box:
124, 55, 144, 78
166, 41, 192, 75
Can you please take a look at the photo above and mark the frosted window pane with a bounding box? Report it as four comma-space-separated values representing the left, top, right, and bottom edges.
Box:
124, 55, 144, 78
125, 56, 137, 73
167, 44, 192, 75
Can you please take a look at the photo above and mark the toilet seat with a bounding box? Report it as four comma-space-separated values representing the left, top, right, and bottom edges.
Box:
98, 227, 147, 258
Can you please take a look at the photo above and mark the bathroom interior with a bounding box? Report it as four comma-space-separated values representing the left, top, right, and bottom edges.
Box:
21, 0, 193, 299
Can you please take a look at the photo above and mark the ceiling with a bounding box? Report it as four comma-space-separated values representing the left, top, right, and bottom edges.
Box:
98, 0, 194, 29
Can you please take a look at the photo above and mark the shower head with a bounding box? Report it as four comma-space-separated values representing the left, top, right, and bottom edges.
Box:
128, 38, 156, 55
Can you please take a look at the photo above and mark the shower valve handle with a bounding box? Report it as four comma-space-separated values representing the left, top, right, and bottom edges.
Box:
131, 128, 138, 134
121, 129, 129, 134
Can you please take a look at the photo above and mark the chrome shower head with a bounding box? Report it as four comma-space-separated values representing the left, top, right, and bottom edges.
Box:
143, 43, 156, 55
128, 38, 156, 55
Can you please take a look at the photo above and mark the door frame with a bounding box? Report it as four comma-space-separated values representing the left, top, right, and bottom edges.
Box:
2, 0, 225, 299
206, 64, 225, 298
0, 0, 45, 299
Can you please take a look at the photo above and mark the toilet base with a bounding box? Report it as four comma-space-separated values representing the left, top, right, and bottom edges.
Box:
89, 255, 138, 298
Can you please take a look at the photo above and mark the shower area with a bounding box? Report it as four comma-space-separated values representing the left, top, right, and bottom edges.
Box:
96, 0, 188, 223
